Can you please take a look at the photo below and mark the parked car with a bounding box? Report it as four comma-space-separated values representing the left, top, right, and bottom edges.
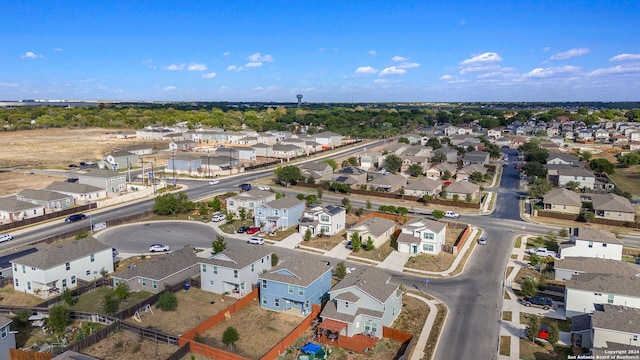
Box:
239, 183, 252, 191
208, 179, 220, 185
247, 237, 265, 245
236, 226, 250, 233
346, 241, 353, 249
528, 247, 557, 258
65, 214, 87, 223
65, 178, 79, 183
245, 226, 260, 235
0, 234, 14, 243
537, 325, 550, 339
477, 237, 487, 245
258, 185, 271, 191
521, 296, 554, 310
149, 244, 170, 252
211, 213, 226, 222
444, 210, 460, 219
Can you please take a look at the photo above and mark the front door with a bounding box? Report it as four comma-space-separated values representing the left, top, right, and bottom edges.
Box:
412, 245, 418, 254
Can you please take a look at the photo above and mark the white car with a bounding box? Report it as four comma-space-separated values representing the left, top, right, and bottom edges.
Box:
247, 237, 264, 245
444, 210, 460, 219
528, 247, 557, 258
208, 179, 220, 185
0, 234, 13, 243
149, 244, 170, 252
211, 213, 226, 222
258, 185, 271, 191
477, 237, 487, 245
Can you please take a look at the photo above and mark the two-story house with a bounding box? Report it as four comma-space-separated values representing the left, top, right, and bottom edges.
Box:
298, 161, 334, 181
319, 267, 402, 339
258, 253, 333, 316
0, 315, 15, 359
225, 190, 276, 217
554, 257, 639, 281
102, 150, 138, 171
556, 167, 596, 190
199, 247, 273, 297
560, 227, 623, 261
397, 217, 447, 255
78, 169, 127, 194
11, 237, 114, 297
546, 152, 580, 166
254, 197, 306, 232
298, 204, 346, 237
565, 273, 640, 317
591, 305, 640, 350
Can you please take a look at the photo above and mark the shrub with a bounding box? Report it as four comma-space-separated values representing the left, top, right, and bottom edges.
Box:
156, 292, 178, 311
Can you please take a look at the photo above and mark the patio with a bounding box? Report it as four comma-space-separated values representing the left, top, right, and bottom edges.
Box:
316, 319, 378, 353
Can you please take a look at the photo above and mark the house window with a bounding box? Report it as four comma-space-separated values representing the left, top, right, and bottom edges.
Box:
90, 254, 95, 262
209, 280, 214, 286
62, 279, 67, 288
608, 294, 614, 304
423, 244, 434, 252
275, 210, 279, 216
0, 325, 6, 338
345, 302, 349, 308
14, 279, 18, 287
13, 264, 16, 271
274, 298, 280, 307
588, 242, 593, 248
251, 264, 255, 272
202, 264, 206, 272
298, 287, 304, 296
288, 285, 294, 294
320, 215, 329, 222
249, 203, 254, 208
213, 266, 217, 274
321, 225, 330, 233
262, 296, 267, 305
22, 265, 25, 274
602, 243, 607, 247
228, 200, 234, 206
142, 278, 147, 286
262, 280, 267, 288
71, 276, 76, 284
632, 335, 638, 342
234, 270, 238, 278
66, 262, 70, 271
152, 281, 157, 289
422, 232, 434, 240
562, 205, 566, 210
86, 270, 90, 276
257, 209, 263, 216
27, 282, 31, 290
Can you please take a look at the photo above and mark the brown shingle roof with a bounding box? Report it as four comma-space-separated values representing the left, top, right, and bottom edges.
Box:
591, 193, 635, 213
543, 188, 581, 207
349, 217, 396, 238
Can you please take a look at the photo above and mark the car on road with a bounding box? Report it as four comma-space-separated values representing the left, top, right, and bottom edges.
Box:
444, 210, 460, 219
211, 213, 226, 222
65, 214, 87, 223
208, 179, 220, 185
0, 234, 14, 243
239, 183, 252, 191
258, 185, 271, 191
245, 226, 260, 235
149, 244, 170, 252
236, 226, 250, 233
247, 237, 264, 245
521, 296, 554, 310
477, 237, 487, 245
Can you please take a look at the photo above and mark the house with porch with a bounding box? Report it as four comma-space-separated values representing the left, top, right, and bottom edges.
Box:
346, 217, 396, 249
542, 188, 582, 215
396, 217, 446, 255
78, 169, 127, 194
456, 164, 487, 181
254, 197, 306, 232
225, 190, 276, 217
425, 163, 457, 180
112, 246, 199, 294
560, 227, 623, 261
366, 173, 407, 192
319, 267, 402, 342
258, 253, 333, 316
199, 247, 273, 297
11, 237, 114, 298
298, 204, 346, 237
461, 151, 490, 166
299, 161, 334, 181
590, 193, 636, 222
16, 189, 75, 211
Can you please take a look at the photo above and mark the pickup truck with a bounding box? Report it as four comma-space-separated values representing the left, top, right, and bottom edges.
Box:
528, 247, 557, 258
444, 210, 460, 219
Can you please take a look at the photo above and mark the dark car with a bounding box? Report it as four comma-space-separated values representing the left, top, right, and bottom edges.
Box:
65, 178, 79, 183
65, 214, 87, 223
522, 296, 554, 310
236, 226, 250, 233
239, 183, 252, 191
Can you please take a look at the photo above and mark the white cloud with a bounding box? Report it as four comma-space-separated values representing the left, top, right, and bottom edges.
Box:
588, 65, 640, 76
368, 50, 377, 55
549, 48, 590, 60
398, 62, 420, 69
374, 79, 389, 84
355, 66, 378, 75
165, 64, 186, 71
202, 72, 217, 79
523, 65, 581, 78
542, 47, 551, 52
54, 47, 63, 52
227, 65, 243, 72
187, 63, 208, 71
247, 52, 274, 62
245, 62, 263, 68
460, 65, 501, 75
460, 52, 502, 65
609, 54, 640, 62
439, 75, 454, 80
379, 66, 406, 76
162, 86, 177, 91
0, 82, 19, 87
223, 52, 230, 56
392, 56, 407, 62
21, 51, 42, 59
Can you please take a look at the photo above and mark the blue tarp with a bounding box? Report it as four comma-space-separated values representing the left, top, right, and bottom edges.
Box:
300, 342, 323, 355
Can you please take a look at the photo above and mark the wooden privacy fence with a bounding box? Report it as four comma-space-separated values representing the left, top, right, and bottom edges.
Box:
9, 349, 53, 360
261, 304, 322, 360
383, 326, 414, 360
0, 203, 95, 232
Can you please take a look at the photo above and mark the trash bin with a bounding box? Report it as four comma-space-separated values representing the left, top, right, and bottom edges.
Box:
184, 282, 190, 290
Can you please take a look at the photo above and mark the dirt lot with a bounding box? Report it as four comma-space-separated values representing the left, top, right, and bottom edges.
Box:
0, 171, 67, 197
199, 299, 304, 359
83, 329, 178, 360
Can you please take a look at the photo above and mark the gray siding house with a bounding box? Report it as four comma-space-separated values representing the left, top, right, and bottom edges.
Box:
199, 247, 273, 297
16, 189, 75, 211
78, 170, 127, 194
254, 197, 306, 232
0, 315, 15, 360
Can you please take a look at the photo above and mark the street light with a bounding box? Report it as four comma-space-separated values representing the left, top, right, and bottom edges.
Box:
171, 151, 177, 186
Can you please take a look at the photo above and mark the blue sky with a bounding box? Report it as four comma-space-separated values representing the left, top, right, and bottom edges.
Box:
2, 1, 639, 102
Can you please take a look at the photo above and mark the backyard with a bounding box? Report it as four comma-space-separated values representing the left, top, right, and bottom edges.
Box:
82, 328, 178, 360
404, 225, 471, 272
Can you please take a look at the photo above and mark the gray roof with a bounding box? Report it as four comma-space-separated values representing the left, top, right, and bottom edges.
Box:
573, 227, 623, 245
557, 167, 595, 177
320, 297, 384, 323
13, 237, 110, 270
349, 217, 396, 238
338, 166, 367, 175
462, 151, 489, 161
299, 161, 332, 172
555, 257, 640, 276
592, 304, 640, 333
228, 189, 274, 201
445, 181, 480, 194
112, 246, 198, 281
591, 193, 635, 213
17, 189, 71, 201
405, 178, 442, 192
263, 197, 305, 209
367, 173, 407, 187
272, 144, 303, 152
259, 253, 332, 287
108, 150, 136, 157
431, 163, 457, 173
46, 181, 104, 194
330, 267, 398, 304
569, 313, 591, 332
200, 246, 273, 270
0, 315, 11, 328
566, 273, 640, 297
79, 169, 121, 179
548, 152, 579, 163
459, 164, 487, 175
53, 350, 101, 360
402, 217, 447, 233
0, 196, 42, 212
543, 188, 581, 206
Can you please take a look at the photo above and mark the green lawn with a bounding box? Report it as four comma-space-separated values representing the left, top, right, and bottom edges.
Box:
71, 287, 153, 313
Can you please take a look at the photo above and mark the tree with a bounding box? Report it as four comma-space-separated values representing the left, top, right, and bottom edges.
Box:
114, 282, 130, 300
271, 253, 279, 266
157, 292, 178, 311
581, 211, 595, 223
618, 152, 640, 167
431, 151, 447, 163
589, 158, 615, 174
209, 197, 222, 211
465, 194, 472, 203
62, 289, 75, 306
364, 236, 375, 251
422, 194, 434, 204
320, 158, 338, 171
441, 170, 452, 180
304, 229, 312, 241
470, 171, 484, 182
47, 305, 70, 334
212, 235, 227, 254
524, 315, 541, 342
350, 232, 362, 252
346, 156, 359, 166
239, 208, 247, 222
563, 180, 581, 191
548, 322, 560, 351
341, 197, 351, 207
528, 179, 552, 199
383, 154, 402, 174
102, 292, 120, 315
335, 262, 347, 280
226, 211, 236, 224
316, 188, 323, 200
521, 277, 537, 298
522, 162, 546, 178
273, 165, 304, 185
365, 199, 372, 210
426, 137, 442, 149
558, 228, 569, 238
407, 164, 424, 177
432, 210, 445, 220
153, 192, 195, 216
397, 206, 408, 216
222, 326, 240, 349
452, 194, 459, 202
397, 137, 410, 144
580, 151, 593, 162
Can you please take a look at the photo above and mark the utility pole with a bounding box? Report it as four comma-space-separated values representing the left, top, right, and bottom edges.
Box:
171, 151, 177, 187
152, 161, 157, 195
207, 148, 211, 178
140, 156, 145, 185
126, 157, 131, 183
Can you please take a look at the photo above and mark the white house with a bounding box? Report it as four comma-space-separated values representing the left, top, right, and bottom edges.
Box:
11, 237, 114, 298
199, 247, 273, 297
298, 204, 346, 237
591, 305, 640, 349
0, 196, 46, 223
556, 167, 596, 190
554, 257, 639, 281
560, 227, 623, 261
564, 273, 640, 318
396, 217, 447, 255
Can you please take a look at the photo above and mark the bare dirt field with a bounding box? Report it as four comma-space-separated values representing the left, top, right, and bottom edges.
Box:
83, 329, 178, 360
199, 299, 304, 359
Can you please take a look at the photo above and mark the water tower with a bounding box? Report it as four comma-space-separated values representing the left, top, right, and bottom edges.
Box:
296, 94, 303, 107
